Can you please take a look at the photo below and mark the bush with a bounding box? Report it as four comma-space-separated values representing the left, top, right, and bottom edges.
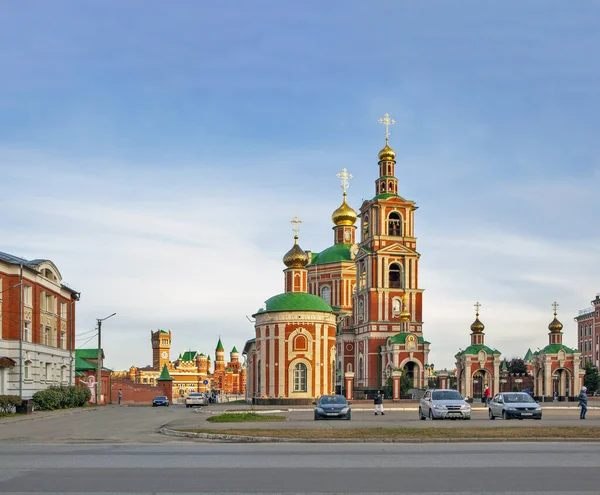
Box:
31, 385, 91, 411
0, 395, 22, 414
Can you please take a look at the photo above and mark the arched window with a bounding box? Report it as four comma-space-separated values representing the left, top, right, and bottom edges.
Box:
359, 262, 367, 290
24, 360, 31, 380
359, 357, 364, 380
346, 363, 353, 372
392, 297, 402, 314
389, 263, 403, 288
293, 363, 307, 392
320, 286, 331, 306
358, 300, 365, 321
362, 214, 369, 241
388, 212, 402, 236
293, 335, 308, 351
381, 182, 386, 193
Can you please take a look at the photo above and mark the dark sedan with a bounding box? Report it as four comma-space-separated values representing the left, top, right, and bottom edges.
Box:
152, 396, 169, 407
489, 392, 542, 420
313, 395, 351, 420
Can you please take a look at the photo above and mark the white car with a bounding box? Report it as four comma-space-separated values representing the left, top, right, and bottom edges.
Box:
419, 389, 472, 420
185, 392, 208, 407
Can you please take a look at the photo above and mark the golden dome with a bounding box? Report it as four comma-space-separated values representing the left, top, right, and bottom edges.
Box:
378, 142, 396, 162
548, 315, 563, 333
470, 316, 485, 334
332, 193, 357, 226
283, 236, 308, 268
400, 308, 411, 322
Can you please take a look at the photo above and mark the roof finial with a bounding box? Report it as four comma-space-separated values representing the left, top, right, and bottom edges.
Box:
290, 216, 302, 243
336, 168, 353, 195
378, 112, 395, 145
474, 301, 481, 318
552, 301, 559, 316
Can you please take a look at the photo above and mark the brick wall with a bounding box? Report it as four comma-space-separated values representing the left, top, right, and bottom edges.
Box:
111, 379, 165, 404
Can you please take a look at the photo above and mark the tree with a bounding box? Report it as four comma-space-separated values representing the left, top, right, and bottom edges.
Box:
584, 364, 600, 394
506, 358, 527, 375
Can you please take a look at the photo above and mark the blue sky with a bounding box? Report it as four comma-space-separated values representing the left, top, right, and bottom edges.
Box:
1, 1, 598, 370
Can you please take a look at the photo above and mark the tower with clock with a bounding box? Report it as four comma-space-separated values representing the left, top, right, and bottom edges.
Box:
151, 329, 172, 370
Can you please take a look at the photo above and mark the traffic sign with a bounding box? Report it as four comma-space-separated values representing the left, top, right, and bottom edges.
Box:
203, 380, 209, 385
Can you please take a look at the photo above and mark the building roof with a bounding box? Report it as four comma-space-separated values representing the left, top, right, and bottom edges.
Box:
523, 348, 533, 362
540, 343, 579, 355
76, 349, 104, 360
231, 346, 238, 353
157, 364, 173, 381
389, 333, 430, 345
216, 338, 224, 351
255, 292, 333, 314
456, 344, 501, 356
179, 350, 197, 361
75, 355, 96, 371
309, 243, 354, 265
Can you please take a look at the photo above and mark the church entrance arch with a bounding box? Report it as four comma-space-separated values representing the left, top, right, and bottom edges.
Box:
552, 368, 572, 397
471, 369, 490, 399
400, 360, 421, 389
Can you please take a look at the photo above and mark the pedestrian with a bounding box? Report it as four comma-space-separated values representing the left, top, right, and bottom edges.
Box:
117, 389, 123, 406
374, 389, 384, 416
483, 385, 491, 406
578, 386, 588, 420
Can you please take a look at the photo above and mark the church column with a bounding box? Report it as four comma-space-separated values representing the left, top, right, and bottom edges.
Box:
260, 328, 267, 397
269, 331, 275, 397
544, 362, 552, 398
314, 323, 321, 395
278, 326, 285, 397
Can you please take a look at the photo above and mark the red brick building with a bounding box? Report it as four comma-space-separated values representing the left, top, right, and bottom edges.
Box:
533, 303, 584, 398
575, 293, 600, 368
0, 252, 79, 399
245, 229, 337, 404
455, 304, 502, 399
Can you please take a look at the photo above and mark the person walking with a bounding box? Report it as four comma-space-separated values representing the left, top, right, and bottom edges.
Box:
483, 385, 491, 406
374, 390, 384, 416
117, 389, 123, 406
578, 386, 588, 420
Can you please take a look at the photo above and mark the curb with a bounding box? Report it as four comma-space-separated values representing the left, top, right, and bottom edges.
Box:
158, 427, 600, 444
0, 406, 99, 425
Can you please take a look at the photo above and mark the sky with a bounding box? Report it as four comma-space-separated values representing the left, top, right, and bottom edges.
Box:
1, 1, 599, 370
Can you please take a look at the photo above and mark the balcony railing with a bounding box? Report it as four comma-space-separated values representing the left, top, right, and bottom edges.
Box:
579, 307, 594, 316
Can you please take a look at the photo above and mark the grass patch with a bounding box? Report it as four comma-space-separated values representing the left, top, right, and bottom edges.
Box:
181, 426, 600, 439
206, 412, 287, 423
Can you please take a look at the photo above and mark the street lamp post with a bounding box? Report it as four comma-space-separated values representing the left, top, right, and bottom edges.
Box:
96, 313, 116, 404
69, 292, 81, 386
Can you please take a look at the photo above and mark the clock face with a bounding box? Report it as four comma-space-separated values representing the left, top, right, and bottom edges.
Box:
161, 351, 168, 359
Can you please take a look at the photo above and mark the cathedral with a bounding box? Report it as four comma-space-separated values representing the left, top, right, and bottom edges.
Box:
244, 113, 429, 403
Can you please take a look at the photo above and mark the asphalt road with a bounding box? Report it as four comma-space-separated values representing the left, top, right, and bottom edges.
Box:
0, 404, 596, 445
0, 443, 599, 494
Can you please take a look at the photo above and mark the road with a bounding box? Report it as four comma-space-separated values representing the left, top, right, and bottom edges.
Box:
1, 443, 599, 494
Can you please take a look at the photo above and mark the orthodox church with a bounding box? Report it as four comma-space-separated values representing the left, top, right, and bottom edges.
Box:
244, 113, 430, 403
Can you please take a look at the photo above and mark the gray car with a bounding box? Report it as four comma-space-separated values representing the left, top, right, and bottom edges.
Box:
419, 389, 471, 420
488, 392, 542, 420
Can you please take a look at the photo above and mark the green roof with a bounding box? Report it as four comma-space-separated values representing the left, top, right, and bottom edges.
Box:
216, 338, 224, 351
456, 344, 501, 356
207, 355, 211, 360
389, 333, 429, 345
75, 355, 96, 371
501, 360, 508, 371
255, 292, 333, 314
373, 193, 400, 200
524, 348, 533, 362
76, 349, 104, 360
157, 364, 173, 381
309, 243, 354, 265
541, 343, 579, 354
180, 351, 197, 361
231, 346, 238, 353
158, 329, 169, 334
75, 371, 85, 377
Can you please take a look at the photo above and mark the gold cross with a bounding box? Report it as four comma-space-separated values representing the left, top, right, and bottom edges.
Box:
290, 216, 302, 236
552, 301, 559, 314
378, 112, 395, 142
474, 301, 481, 315
336, 168, 353, 193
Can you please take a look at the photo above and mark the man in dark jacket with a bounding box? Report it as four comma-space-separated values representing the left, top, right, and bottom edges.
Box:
374, 390, 384, 416
578, 386, 588, 420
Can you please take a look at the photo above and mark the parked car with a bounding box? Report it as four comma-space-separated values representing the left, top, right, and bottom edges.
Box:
152, 396, 169, 407
313, 394, 351, 420
185, 392, 209, 408
488, 392, 542, 420
419, 389, 471, 420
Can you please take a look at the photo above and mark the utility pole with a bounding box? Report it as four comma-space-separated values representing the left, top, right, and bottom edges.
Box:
18, 264, 23, 398
96, 313, 116, 404
69, 293, 81, 386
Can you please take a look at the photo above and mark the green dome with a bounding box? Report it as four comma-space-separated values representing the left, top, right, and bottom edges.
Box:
255, 292, 333, 314
309, 243, 353, 266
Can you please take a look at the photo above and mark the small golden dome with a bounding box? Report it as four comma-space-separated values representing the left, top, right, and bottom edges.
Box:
283, 237, 308, 268
378, 142, 396, 162
548, 316, 563, 333
400, 308, 411, 322
470, 316, 485, 334
332, 193, 357, 226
